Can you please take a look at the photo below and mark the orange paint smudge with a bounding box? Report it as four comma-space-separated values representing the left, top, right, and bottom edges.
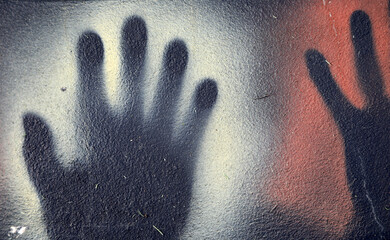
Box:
268, 0, 390, 237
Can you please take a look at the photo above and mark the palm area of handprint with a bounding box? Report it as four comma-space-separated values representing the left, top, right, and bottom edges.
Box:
305, 11, 390, 239
22, 16, 218, 239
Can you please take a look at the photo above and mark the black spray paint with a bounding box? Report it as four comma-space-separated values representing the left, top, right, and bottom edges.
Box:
305, 11, 390, 239
22, 16, 218, 239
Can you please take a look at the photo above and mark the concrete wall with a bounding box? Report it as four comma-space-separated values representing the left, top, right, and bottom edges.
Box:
0, 1, 389, 239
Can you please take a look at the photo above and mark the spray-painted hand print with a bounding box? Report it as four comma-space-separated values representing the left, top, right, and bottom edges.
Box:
22, 16, 218, 239
305, 11, 389, 239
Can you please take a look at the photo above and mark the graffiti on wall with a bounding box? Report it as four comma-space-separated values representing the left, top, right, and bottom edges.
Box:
306, 10, 390, 237
1, 0, 390, 239
23, 16, 218, 239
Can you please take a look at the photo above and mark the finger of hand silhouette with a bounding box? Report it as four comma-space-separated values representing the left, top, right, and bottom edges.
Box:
350, 10, 386, 107
150, 39, 188, 139
77, 32, 113, 150
22, 113, 64, 197
180, 79, 218, 154
77, 32, 108, 124
121, 16, 147, 122
305, 49, 356, 123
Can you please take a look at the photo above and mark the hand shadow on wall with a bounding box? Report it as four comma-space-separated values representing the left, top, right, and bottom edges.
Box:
22, 16, 218, 239
305, 11, 390, 239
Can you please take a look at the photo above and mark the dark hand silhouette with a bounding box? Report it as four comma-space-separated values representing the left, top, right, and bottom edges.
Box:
305, 11, 390, 239
22, 16, 218, 239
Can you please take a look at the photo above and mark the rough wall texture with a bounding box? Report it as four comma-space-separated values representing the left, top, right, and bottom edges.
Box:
0, 1, 389, 239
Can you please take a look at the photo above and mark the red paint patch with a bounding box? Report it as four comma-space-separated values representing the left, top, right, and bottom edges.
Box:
268, 0, 390, 237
